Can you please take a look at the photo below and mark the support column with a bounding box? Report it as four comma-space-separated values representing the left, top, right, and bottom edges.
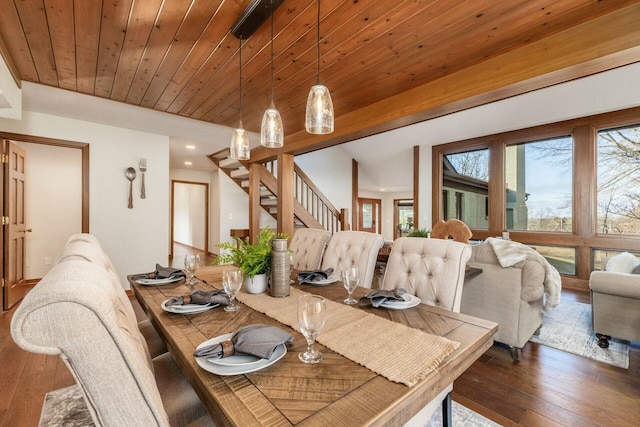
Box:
277, 153, 295, 237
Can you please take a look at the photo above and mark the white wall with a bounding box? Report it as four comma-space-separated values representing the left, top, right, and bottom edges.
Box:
15, 142, 82, 279
0, 111, 170, 289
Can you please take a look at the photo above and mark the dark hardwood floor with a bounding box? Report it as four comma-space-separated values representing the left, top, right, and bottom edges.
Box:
1, 272, 638, 426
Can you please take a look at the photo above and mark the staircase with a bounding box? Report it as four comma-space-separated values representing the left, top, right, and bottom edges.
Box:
208, 148, 347, 233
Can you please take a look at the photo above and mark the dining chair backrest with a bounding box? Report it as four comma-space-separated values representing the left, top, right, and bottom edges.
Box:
430, 219, 473, 243
11, 259, 171, 426
321, 231, 384, 288
381, 237, 471, 312
289, 228, 332, 271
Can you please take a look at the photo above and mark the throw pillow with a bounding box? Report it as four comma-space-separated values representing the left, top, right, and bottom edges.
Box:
605, 252, 640, 274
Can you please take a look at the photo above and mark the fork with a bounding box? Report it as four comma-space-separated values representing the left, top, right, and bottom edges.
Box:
139, 158, 147, 199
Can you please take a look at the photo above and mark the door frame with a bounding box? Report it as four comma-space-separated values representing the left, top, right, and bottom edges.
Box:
1, 132, 89, 311
170, 180, 209, 259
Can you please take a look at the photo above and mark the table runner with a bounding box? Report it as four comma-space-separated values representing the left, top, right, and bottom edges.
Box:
196, 268, 460, 387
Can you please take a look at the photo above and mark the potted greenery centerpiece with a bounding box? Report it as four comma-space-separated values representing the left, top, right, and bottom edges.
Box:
407, 227, 431, 238
215, 227, 274, 294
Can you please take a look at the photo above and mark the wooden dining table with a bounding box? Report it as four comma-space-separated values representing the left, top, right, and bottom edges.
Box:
130, 265, 497, 427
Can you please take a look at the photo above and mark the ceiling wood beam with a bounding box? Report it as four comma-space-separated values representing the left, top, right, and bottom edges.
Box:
249, 3, 640, 163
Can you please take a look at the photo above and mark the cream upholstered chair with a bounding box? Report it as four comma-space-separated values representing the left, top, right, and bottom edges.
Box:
289, 228, 331, 271
589, 257, 640, 348
56, 234, 168, 358
11, 259, 212, 427
320, 230, 384, 288
381, 237, 472, 427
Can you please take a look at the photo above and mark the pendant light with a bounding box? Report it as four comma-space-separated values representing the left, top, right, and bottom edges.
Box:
230, 37, 250, 160
305, 0, 333, 134
260, 0, 284, 148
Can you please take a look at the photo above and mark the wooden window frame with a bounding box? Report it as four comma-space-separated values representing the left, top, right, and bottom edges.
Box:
432, 106, 640, 291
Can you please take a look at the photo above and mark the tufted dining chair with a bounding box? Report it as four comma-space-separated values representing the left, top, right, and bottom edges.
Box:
11, 259, 213, 427
55, 234, 168, 359
381, 237, 471, 427
320, 230, 384, 288
289, 228, 332, 271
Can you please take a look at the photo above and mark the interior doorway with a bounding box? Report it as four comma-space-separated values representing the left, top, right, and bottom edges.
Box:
358, 198, 381, 234
170, 180, 209, 259
1, 132, 88, 311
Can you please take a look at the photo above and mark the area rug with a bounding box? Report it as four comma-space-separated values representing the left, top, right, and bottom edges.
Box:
529, 301, 629, 369
425, 401, 501, 426
39, 385, 93, 427
40, 384, 500, 426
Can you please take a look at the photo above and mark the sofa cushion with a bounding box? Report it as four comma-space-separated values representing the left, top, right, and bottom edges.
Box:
605, 252, 640, 274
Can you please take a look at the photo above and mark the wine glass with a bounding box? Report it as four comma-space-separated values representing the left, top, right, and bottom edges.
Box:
184, 254, 200, 286
298, 295, 326, 364
222, 269, 243, 312
341, 267, 359, 305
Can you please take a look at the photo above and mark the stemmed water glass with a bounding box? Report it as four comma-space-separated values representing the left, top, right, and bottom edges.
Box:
342, 267, 359, 305
184, 254, 200, 286
222, 269, 243, 312
298, 295, 326, 364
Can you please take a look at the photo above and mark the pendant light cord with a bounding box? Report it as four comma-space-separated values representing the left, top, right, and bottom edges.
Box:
316, 0, 321, 84
270, 0, 275, 105
239, 37, 243, 124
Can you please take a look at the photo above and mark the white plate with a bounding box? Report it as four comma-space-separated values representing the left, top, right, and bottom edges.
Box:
195, 333, 287, 375
302, 276, 340, 286
380, 294, 421, 310
135, 276, 182, 286
161, 299, 218, 314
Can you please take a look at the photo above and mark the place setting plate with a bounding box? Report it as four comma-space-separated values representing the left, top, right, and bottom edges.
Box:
301, 276, 340, 286
380, 293, 421, 310
161, 299, 219, 314
134, 276, 183, 286
195, 333, 287, 375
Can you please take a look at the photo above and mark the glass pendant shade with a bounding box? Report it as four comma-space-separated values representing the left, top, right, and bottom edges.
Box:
260, 106, 284, 148
230, 124, 250, 160
305, 84, 334, 134
306, 0, 334, 135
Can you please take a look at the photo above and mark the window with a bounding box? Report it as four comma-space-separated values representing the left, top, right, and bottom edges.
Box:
597, 124, 640, 235
394, 199, 414, 239
433, 106, 640, 285
443, 149, 489, 228
505, 136, 573, 232
531, 245, 576, 275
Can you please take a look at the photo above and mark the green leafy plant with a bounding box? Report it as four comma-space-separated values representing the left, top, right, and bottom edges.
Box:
215, 227, 273, 278
215, 228, 290, 278
407, 227, 431, 237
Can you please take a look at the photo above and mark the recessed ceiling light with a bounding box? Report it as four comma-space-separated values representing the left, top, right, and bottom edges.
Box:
186, 145, 196, 150
380, 188, 385, 192
184, 161, 193, 166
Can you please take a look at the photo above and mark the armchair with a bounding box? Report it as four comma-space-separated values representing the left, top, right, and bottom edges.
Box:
589, 257, 640, 348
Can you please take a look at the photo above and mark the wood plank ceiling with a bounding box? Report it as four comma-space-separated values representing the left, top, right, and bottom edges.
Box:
1, 0, 639, 152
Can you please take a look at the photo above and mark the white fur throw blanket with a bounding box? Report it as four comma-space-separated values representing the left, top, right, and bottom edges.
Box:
486, 237, 562, 311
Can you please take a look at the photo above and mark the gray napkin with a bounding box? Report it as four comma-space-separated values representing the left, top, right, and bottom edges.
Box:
193, 324, 293, 359
165, 289, 229, 307
155, 264, 186, 279
298, 268, 334, 283
358, 288, 407, 308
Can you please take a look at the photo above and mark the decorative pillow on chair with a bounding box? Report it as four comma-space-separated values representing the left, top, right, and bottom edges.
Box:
605, 252, 640, 274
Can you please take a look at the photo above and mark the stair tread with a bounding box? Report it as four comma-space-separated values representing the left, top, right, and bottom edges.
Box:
219, 158, 242, 169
